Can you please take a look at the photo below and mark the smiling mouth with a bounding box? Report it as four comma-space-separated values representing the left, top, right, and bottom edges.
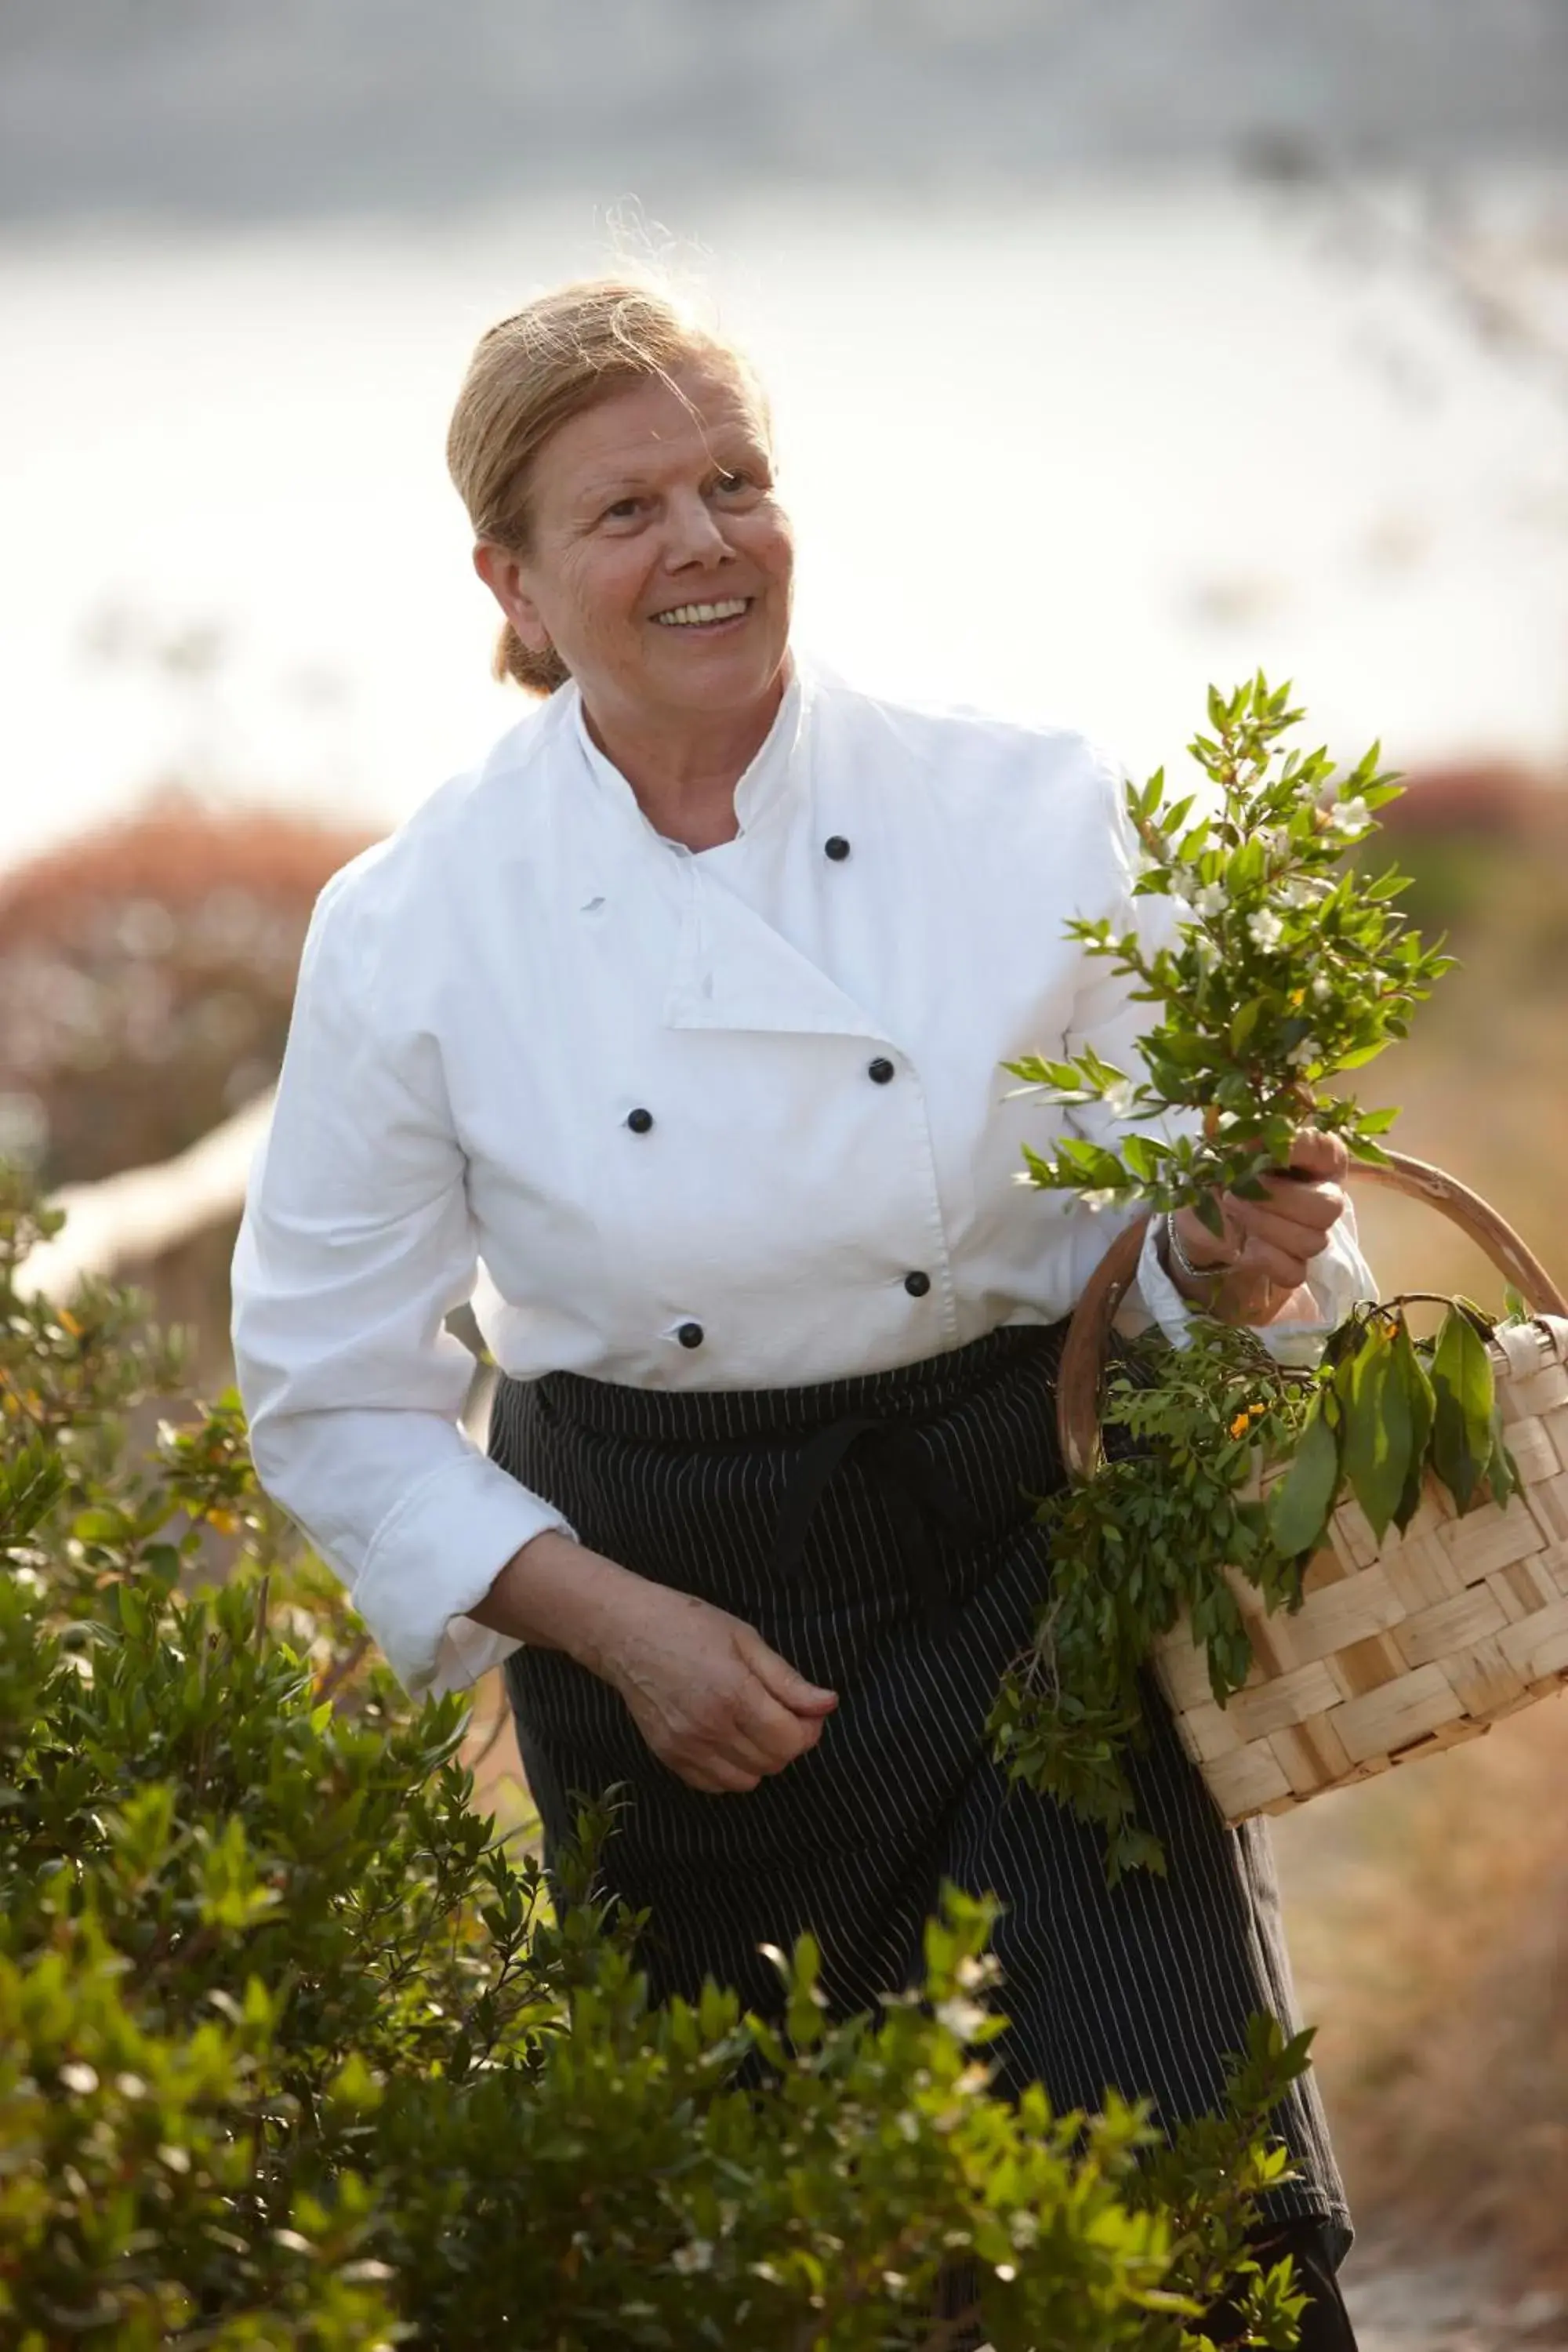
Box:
652, 597, 753, 628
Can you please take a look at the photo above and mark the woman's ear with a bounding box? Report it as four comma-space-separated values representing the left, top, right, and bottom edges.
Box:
473, 540, 554, 656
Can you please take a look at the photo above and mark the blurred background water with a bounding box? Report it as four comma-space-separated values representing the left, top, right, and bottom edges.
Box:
3, 7, 1566, 2336
4, 0, 1568, 866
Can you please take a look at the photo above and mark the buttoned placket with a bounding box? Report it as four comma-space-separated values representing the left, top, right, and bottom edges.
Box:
570, 686, 958, 1369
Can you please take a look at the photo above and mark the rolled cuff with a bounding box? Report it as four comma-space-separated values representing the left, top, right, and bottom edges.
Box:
354, 1447, 575, 1697
1133, 1201, 1376, 1366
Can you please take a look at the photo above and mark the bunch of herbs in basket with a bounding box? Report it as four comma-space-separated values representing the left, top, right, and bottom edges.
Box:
989, 675, 1521, 1880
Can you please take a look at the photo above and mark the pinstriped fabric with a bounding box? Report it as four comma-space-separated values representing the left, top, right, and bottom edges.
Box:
491, 1326, 1349, 2258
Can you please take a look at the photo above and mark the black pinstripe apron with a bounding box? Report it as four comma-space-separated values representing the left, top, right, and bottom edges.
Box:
491, 1322, 1351, 2263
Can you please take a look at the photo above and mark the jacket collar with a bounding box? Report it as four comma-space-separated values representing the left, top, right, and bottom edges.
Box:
566, 669, 807, 850
472, 662, 881, 1043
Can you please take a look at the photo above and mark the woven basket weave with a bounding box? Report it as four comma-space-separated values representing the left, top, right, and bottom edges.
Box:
1054, 1152, 1568, 1825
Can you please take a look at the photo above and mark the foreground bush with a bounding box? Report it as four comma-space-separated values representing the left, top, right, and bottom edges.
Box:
1, 1170, 1310, 2349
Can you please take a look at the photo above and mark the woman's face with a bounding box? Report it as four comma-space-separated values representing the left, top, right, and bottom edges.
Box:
477, 358, 794, 733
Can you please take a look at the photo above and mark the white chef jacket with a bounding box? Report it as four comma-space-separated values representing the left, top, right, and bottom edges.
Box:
230, 662, 1373, 1698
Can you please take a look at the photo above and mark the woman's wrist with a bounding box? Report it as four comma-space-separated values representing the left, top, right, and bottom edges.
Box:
1161, 1207, 1233, 1301
468, 1528, 646, 1679
1162, 1207, 1296, 1326
1162, 1210, 1318, 1328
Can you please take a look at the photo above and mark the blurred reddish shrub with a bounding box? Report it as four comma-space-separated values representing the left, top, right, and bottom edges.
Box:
1381, 759, 1565, 837
0, 790, 379, 1187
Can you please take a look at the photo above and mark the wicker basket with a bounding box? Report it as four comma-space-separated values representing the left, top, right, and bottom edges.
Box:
1054, 1152, 1568, 1825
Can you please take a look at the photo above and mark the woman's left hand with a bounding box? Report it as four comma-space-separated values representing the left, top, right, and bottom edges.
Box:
1168, 1128, 1350, 1327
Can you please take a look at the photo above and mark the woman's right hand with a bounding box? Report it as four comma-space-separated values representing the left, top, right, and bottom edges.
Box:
597, 1582, 839, 1795
471, 1530, 839, 1795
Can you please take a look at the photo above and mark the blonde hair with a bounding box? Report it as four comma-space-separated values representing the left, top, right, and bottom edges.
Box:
445, 278, 769, 695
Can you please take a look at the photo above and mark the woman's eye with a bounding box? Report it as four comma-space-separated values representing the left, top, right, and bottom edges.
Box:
713, 470, 753, 497
602, 497, 643, 522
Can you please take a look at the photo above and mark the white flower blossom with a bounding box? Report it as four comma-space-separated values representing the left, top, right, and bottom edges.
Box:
1310, 974, 1334, 1003
1077, 1187, 1120, 1213
1009, 2212, 1040, 2251
935, 1994, 991, 2042
60, 2062, 99, 2096
671, 2241, 715, 2276
1101, 1078, 1138, 1121
1192, 883, 1226, 918
1247, 909, 1285, 951
1287, 1036, 1319, 1066
1327, 796, 1370, 837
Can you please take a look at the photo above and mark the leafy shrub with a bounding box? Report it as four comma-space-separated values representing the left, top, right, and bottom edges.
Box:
1011, 673, 1452, 1226
1, 1169, 1312, 2349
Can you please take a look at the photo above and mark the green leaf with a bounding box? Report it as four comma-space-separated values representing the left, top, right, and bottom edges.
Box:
0, 1440, 65, 1544
72, 1504, 136, 1545
1486, 1432, 1520, 1510
1341, 1321, 1414, 1544
1228, 839, 1265, 891
1229, 999, 1265, 1054
1389, 1316, 1436, 1533
1054, 1138, 1130, 1188
1122, 1134, 1160, 1181
1267, 1402, 1341, 1559
1429, 1307, 1497, 1512
1002, 1053, 1083, 1091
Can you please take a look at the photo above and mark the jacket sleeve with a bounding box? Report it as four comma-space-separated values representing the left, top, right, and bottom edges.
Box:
1057, 752, 1377, 1359
230, 873, 574, 1697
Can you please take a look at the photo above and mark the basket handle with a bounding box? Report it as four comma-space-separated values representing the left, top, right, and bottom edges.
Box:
1054, 1149, 1568, 1482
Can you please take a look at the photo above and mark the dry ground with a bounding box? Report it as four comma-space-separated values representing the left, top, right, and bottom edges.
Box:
1343, 2246, 1567, 2348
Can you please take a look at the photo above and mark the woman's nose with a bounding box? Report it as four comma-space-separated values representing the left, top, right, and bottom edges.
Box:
662, 488, 732, 568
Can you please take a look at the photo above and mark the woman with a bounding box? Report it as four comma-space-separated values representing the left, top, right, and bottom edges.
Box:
232, 279, 1371, 2344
